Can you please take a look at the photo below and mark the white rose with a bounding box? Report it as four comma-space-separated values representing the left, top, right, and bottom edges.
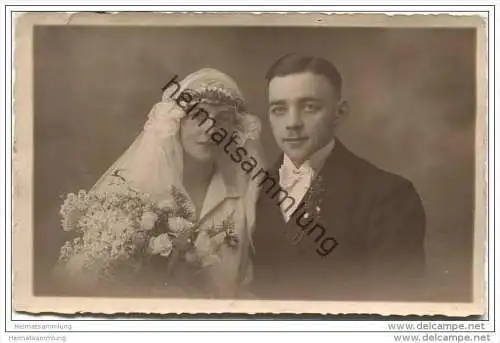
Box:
140, 211, 158, 231
148, 233, 173, 257
194, 231, 214, 257
168, 216, 193, 236
158, 197, 177, 211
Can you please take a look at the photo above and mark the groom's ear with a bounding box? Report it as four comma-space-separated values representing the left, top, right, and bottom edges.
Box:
339, 99, 349, 117
333, 99, 349, 127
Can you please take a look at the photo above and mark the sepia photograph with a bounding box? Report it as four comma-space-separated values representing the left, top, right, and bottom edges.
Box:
12, 12, 487, 315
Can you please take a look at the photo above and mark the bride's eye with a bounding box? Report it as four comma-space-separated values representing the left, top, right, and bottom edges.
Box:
216, 112, 235, 127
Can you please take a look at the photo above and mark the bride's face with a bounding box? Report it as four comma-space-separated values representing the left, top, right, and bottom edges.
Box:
179, 102, 237, 162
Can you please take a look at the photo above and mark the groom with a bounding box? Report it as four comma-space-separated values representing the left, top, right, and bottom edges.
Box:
250, 54, 427, 301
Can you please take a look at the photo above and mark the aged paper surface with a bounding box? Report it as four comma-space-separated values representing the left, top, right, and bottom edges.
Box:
13, 12, 487, 315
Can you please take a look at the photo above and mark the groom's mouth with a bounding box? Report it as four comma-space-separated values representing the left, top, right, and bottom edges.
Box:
283, 137, 308, 143
283, 137, 308, 148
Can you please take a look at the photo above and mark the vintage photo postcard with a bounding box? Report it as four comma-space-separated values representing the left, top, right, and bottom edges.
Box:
12, 12, 487, 315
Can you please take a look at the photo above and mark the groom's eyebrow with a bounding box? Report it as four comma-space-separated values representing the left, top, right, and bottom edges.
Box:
269, 100, 286, 106
298, 97, 322, 103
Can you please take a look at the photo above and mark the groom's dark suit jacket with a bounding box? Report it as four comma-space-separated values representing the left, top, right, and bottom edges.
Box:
250, 140, 426, 301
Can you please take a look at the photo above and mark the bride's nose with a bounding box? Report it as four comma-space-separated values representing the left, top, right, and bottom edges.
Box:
200, 127, 212, 141
195, 112, 217, 130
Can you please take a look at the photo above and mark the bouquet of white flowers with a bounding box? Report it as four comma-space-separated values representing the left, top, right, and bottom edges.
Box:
54, 178, 196, 294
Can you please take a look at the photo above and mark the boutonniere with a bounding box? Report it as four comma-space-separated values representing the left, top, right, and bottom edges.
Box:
303, 175, 325, 211
312, 174, 326, 196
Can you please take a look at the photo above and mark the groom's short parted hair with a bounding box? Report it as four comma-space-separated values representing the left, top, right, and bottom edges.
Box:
265, 54, 343, 97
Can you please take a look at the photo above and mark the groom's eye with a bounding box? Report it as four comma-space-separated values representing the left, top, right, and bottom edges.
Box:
302, 102, 322, 113
270, 105, 287, 116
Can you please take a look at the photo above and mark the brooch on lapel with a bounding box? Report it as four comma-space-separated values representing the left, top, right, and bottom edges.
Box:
204, 215, 238, 247
290, 175, 326, 246
303, 174, 326, 219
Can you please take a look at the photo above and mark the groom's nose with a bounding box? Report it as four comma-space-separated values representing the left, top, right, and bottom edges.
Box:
285, 107, 304, 131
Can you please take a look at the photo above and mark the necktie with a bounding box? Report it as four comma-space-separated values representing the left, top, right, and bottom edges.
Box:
282, 168, 305, 190
280, 167, 311, 222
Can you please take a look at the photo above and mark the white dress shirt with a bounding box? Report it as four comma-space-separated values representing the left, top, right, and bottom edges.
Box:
278, 139, 336, 222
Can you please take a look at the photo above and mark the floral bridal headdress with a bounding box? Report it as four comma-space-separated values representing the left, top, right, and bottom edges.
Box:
145, 68, 262, 146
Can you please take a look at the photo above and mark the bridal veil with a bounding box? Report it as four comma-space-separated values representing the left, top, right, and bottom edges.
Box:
90, 68, 264, 250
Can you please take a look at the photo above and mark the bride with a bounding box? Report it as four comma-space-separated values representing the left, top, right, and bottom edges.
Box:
54, 68, 264, 298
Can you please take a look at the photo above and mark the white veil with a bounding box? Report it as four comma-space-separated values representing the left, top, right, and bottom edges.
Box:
91, 68, 265, 235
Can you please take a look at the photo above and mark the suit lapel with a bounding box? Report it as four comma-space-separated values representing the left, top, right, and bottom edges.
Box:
284, 140, 357, 255
309, 140, 357, 219
254, 140, 358, 260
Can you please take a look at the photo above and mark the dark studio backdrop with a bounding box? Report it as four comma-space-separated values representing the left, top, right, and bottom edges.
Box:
33, 26, 476, 302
